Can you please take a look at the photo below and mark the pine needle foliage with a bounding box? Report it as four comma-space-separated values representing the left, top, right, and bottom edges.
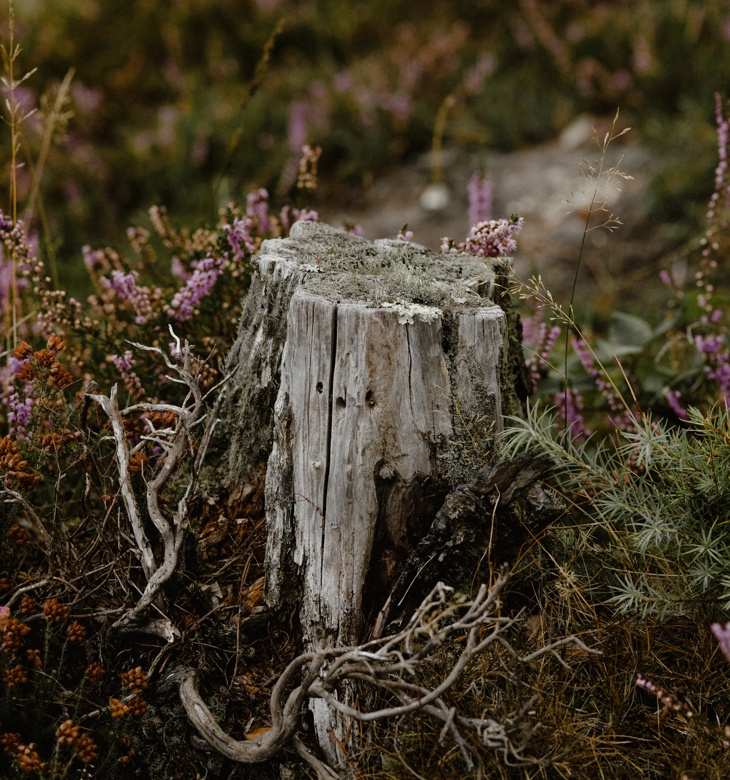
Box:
502, 403, 730, 620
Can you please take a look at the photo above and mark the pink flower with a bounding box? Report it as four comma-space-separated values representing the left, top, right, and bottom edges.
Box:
554, 388, 589, 440
102, 270, 155, 324
711, 622, 730, 662
168, 257, 223, 322
246, 188, 270, 234
468, 174, 493, 228
450, 216, 524, 259
664, 389, 687, 419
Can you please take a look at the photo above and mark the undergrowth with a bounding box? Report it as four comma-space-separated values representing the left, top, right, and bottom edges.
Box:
0, 5, 729, 779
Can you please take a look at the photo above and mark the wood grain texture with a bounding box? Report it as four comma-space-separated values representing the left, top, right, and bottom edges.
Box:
221, 221, 521, 758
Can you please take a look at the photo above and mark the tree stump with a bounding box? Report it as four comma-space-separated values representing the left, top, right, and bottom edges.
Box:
220, 220, 525, 756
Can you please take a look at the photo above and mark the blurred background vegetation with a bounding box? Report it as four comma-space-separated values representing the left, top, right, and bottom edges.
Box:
6, 0, 730, 289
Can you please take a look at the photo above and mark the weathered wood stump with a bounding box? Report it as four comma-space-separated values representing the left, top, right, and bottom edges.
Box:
220, 221, 525, 756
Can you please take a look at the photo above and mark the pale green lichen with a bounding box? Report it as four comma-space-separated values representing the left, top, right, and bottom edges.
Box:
265, 221, 498, 310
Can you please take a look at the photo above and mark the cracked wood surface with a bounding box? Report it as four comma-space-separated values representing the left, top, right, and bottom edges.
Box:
222, 221, 519, 757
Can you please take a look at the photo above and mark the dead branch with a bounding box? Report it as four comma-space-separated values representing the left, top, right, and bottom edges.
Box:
177, 575, 596, 769
88, 329, 216, 637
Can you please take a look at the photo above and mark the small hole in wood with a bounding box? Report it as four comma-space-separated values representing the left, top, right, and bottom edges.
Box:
336, 396, 346, 409
316, 382, 323, 394
366, 390, 376, 407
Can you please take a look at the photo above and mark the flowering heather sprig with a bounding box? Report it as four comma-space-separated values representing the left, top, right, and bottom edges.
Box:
573, 337, 634, 430
554, 387, 589, 440
711, 622, 730, 662
635, 675, 692, 715
278, 206, 319, 234
695, 94, 730, 321
664, 389, 688, 419
111, 351, 144, 400
708, 355, 730, 403
450, 216, 524, 259
246, 188, 270, 234
694, 334, 730, 403
0, 212, 34, 321
468, 173, 493, 227
344, 223, 364, 237
170, 256, 189, 281
523, 312, 560, 390
102, 270, 156, 324
695, 334, 725, 355
287, 100, 309, 153
168, 257, 223, 322
6, 384, 33, 439
82, 245, 107, 273
127, 225, 151, 256
225, 218, 257, 262
149, 205, 178, 248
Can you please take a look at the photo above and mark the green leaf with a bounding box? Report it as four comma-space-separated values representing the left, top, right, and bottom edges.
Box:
608, 311, 654, 349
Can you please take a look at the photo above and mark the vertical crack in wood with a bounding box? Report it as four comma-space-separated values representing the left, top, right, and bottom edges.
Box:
320, 303, 338, 597
405, 324, 416, 425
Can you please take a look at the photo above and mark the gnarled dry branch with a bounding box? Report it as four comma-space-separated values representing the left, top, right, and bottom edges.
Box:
177, 576, 598, 770
89, 329, 216, 637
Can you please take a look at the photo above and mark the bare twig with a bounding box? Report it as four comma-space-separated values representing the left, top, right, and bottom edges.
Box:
88, 332, 219, 637
177, 576, 595, 768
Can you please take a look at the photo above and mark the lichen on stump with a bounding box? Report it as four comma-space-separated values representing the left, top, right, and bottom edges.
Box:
220, 220, 524, 753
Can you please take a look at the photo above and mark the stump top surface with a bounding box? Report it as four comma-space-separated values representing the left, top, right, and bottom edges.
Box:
258, 221, 502, 316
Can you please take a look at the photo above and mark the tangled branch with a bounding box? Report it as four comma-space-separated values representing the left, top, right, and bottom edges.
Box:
176, 576, 597, 770
89, 329, 217, 637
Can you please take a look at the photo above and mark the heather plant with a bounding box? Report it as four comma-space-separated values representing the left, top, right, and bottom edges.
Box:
0, 0, 727, 253
503, 97, 730, 618
1, 3, 730, 777
521, 96, 730, 439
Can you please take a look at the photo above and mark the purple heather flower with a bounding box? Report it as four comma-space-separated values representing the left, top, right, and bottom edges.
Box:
246, 188, 270, 234
0, 253, 11, 309
170, 256, 189, 281
82, 245, 105, 272
554, 388, 588, 440
294, 208, 319, 223
168, 257, 223, 322
112, 351, 134, 373
462, 53, 496, 95
468, 174, 493, 228
520, 313, 540, 348
695, 334, 725, 354
658, 269, 672, 287
102, 270, 155, 324
707, 355, 730, 404
664, 389, 688, 419
573, 337, 634, 431
711, 622, 730, 662
531, 324, 560, 388
225, 217, 257, 261
112, 351, 144, 399
279, 207, 319, 234
7, 383, 33, 439
288, 101, 309, 153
